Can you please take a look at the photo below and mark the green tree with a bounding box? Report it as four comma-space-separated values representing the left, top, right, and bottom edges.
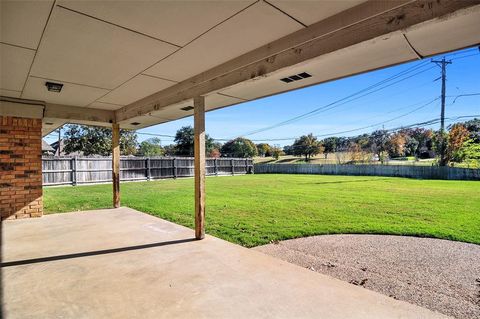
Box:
292, 134, 323, 162
270, 145, 284, 160
322, 137, 338, 159
463, 118, 480, 142
369, 130, 390, 157
63, 124, 138, 156
256, 143, 271, 157
459, 139, 480, 161
138, 137, 164, 156
404, 136, 419, 157
163, 144, 177, 156
174, 126, 216, 156
283, 145, 294, 155
221, 138, 257, 157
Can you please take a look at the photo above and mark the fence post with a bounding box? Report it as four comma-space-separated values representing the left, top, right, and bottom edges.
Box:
72, 156, 77, 186
244, 158, 248, 174
231, 159, 235, 175
146, 157, 151, 181
173, 157, 177, 178
214, 158, 218, 176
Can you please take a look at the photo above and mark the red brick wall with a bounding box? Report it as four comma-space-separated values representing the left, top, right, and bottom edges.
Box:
1, 116, 43, 220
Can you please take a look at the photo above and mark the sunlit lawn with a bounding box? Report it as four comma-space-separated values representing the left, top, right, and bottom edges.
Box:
44, 174, 480, 247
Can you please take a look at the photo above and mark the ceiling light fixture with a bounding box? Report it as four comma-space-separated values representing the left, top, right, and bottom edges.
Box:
45, 81, 63, 93
130, 122, 140, 126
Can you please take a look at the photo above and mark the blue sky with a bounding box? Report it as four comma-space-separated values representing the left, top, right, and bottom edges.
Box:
46, 47, 480, 146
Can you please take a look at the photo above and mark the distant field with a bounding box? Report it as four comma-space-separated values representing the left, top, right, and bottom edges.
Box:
44, 174, 480, 247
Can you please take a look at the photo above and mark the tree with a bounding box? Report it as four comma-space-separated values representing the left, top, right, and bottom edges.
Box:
63, 124, 138, 156
322, 137, 338, 159
386, 132, 406, 158
163, 144, 177, 156
463, 118, 480, 142
208, 148, 221, 158
400, 128, 434, 158
458, 139, 480, 166
404, 136, 419, 157
174, 126, 216, 156
256, 143, 271, 157
369, 130, 390, 157
283, 145, 294, 155
348, 142, 363, 162
138, 137, 164, 156
292, 134, 323, 161
221, 138, 257, 157
447, 124, 470, 163
270, 145, 284, 160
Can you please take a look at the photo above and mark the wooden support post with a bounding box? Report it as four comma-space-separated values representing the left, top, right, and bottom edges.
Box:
112, 123, 120, 208
194, 96, 205, 240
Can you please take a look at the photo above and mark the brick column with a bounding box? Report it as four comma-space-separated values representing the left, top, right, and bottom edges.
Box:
1, 116, 43, 220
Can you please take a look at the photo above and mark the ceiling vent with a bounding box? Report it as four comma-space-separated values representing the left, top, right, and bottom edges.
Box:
45, 81, 63, 93
280, 72, 312, 83
181, 106, 194, 111
130, 122, 140, 126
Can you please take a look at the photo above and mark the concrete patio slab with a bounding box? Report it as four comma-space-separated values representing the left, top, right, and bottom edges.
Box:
2, 207, 448, 318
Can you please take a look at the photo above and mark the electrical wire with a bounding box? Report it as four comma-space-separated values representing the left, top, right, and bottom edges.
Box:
239, 61, 434, 137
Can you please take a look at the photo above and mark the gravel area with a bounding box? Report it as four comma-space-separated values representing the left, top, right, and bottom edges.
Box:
253, 235, 480, 319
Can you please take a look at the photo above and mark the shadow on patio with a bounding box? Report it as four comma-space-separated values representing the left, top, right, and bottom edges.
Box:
1, 207, 446, 318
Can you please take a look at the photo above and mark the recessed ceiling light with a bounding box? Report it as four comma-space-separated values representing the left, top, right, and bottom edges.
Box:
130, 122, 140, 126
181, 106, 194, 111
45, 82, 63, 93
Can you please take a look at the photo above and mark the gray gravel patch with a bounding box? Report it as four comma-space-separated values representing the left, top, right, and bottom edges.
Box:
253, 235, 480, 319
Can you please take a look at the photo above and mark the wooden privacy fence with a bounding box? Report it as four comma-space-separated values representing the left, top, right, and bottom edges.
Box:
254, 164, 480, 181
43, 157, 254, 186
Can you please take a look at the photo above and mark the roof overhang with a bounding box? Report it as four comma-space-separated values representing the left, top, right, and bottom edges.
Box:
1, 0, 479, 136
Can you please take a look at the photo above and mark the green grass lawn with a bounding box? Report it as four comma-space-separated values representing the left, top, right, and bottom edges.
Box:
44, 174, 480, 247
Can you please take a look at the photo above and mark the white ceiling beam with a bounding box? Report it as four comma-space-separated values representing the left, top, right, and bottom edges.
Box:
44, 103, 115, 126
116, 0, 479, 122
1, 96, 115, 127
0, 98, 44, 119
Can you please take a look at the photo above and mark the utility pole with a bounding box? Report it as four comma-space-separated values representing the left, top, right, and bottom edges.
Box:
432, 57, 451, 166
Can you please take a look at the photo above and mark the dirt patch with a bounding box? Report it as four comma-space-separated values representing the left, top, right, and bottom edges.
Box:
253, 235, 480, 319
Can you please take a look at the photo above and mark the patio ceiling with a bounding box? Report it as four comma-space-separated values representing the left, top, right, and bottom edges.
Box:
1, 0, 479, 136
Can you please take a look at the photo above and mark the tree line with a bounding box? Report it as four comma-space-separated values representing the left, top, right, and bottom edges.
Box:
62, 125, 264, 158
61, 119, 480, 166
281, 118, 480, 166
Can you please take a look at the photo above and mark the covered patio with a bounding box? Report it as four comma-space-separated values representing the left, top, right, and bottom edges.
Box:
1, 0, 480, 317
2, 207, 446, 318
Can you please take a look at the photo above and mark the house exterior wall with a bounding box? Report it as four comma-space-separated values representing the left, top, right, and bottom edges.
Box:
1, 116, 43, 220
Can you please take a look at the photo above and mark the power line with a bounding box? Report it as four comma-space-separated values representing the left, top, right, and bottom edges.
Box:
239, 62, 435, 137
233, 47, 479, 138
450, 93, 480, 104
219, 97, 441, 142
